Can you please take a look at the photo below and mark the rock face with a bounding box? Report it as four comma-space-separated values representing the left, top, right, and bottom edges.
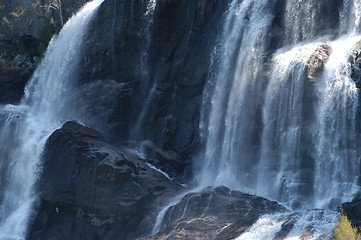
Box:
28, 121, 184, 240
306, 43, 332, 81
76, 0, 231, 166
349, 41, 361, 89
342, 197, 361, 229
0, 0, 92, 104
0, 65, 31, 104
141, 186, 286, 240
28, 123, 286, 240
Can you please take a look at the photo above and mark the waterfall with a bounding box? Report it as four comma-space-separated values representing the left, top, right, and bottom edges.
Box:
199, 0, 276, 191
0, 0, 104, 238
257, 42, 323, 208
199, 0, 361, 210
313, 36, 361, 208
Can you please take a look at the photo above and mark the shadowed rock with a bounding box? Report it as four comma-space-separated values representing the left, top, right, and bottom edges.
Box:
349, 40, 361, 88
141, 186, 286, 240
28, 121, 184, 240
0, 65, 30, 104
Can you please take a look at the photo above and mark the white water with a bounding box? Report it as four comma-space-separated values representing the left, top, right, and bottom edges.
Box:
146, 162, 173, 181
0, 0, 104, 238
313, 36, 361, 208
139, 0, 157, 78
236, 210, 338, 240
257, 42, 323, 207
198, 0, 361, 209
184, 0, 361, 238
198, 0, 276, 191
340, 0, 361, 34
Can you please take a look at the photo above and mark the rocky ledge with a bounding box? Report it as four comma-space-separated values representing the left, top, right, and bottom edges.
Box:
28, 122, 286, 240
142, 186, 286, 240
28, 121, 184, 240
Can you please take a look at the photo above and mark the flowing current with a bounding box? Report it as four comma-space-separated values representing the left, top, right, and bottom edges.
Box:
0, 0, 104, 238
199, 0, 361, 210
152, 0, 361, 237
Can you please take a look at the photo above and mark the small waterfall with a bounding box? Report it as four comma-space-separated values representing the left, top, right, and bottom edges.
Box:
313, 36, 361, 208
283, 0, 318, 44
257, 42, 323, 207
138, 0, 157, 80
198, 0, 361, 210
199, 0, 276, 191
0, 0, 104, 238
340, 0, 361, 34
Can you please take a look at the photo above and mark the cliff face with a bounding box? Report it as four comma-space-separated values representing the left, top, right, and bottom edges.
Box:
2, 0, 361, 238
75, 0, 231, 169
0, 0, 349, 168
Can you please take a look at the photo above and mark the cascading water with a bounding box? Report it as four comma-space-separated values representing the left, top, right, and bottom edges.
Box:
257, 42, 323, 208
313, 36, 361, 208
236, 210, 338, 240
0, 0, 104, 238
199, 0, 276, 191
199, 0, 361, 210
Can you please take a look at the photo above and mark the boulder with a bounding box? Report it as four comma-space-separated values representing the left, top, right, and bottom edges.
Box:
306, 43, 332, 81
141, 186, 286, 240
28, 121, 184, 240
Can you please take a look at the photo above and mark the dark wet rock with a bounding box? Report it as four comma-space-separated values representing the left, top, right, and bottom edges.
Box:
139, 140, 186, 181
78, 0, 230, 163
141, 186, 286, 240
72, 79, 135, 143
0, 65, 30, 104
306, 43, 332, 81
28, 121, 184, 240
341, 197, 361, 229
349, 41, 361, 88
0, 57, 6, 66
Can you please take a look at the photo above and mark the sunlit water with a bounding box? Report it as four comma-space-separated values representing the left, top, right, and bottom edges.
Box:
0, 0, 104, 238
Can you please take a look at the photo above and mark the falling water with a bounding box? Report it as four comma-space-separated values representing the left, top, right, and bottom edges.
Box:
257, 42, 323, 208
236, 210, 338, 240
283, 0, 318, 44
0, 0, 104, 238
199, 0, 276, 191
340, 0, 361, 34
139, 0, 157, 79
313, 36, 361, 208
198, 0, 361, 210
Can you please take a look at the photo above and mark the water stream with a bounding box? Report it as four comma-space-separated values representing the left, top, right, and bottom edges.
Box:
0, 0, 104, 238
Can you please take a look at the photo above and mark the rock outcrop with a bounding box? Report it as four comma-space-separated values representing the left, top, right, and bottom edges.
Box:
76, 0, 231, 165
306, 43, 332, 81
28, 122, 287, 240
142, 186, 286, 240
342, 197, 361, 230
28, 121, 184, 240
